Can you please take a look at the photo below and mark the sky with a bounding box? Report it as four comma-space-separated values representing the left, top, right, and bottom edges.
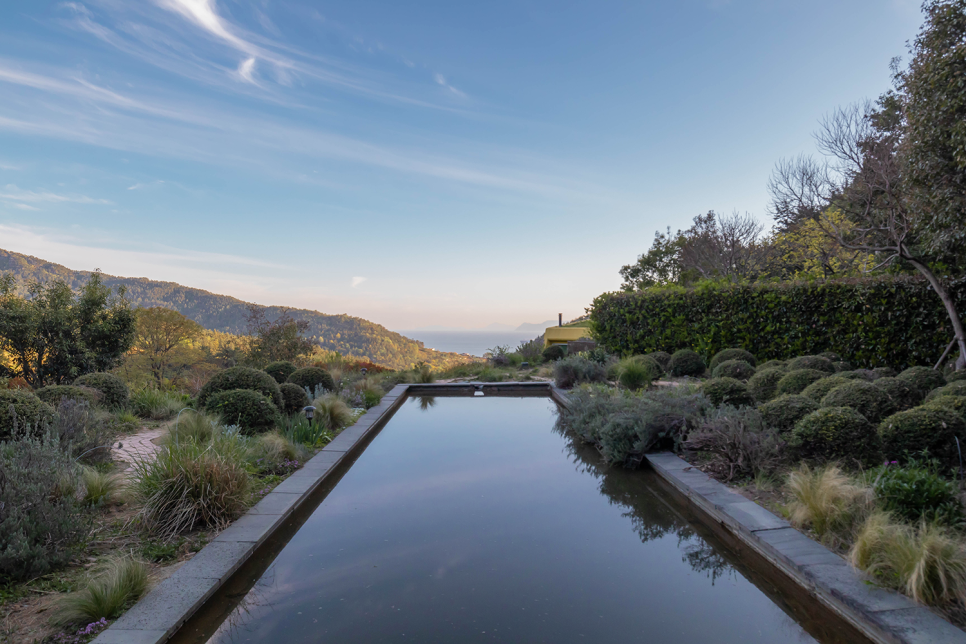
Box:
0, 0, 923, 330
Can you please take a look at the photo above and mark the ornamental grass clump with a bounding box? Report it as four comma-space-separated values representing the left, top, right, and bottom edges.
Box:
668, 349, 706, 378
787, 464, 872, 546
250, 432, 308, 475
81, 467, 122, 507
897, 366, 947, 398
54, 556, 150, 626
553, 355, 607, 389
130, 388, 185, 420
701, 377, 754, 407
787, 355, 836, 374
801, 376, 851, 403
615, 356, 659, 391
709, 348, 756, 371
820, 381, 897, 424
878, 407, 966, 468
873, 377, 923, 411
311, 394, 354, 430
747, 368, 786, 402
711, 359, 756, 381
790, 407, 881, 466
164, 410, 221, 445
758, 394, 820, 434
682, 406, 785, 481
73, 373, 130, 409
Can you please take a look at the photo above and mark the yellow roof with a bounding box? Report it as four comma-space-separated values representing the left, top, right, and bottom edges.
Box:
544, 326, 593, 346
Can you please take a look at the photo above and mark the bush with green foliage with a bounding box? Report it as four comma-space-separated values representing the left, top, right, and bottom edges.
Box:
630, 354, 664, 377
758, 360, 787, 372
683, 406, 785, 481
614, 356, 658, 391
646, 351, 672, 370
0, 431, 87, 580
878, 407, 966, 467
776, 369, 828, 396
709, 348, 756, 370
833, 361, 853, 372
819, 351, 842, 362
583, 347, 611, 365
923, 395, 966, 422
702, 377, 754, 407
73, 372, 130, 409
948, 371, 966, 383
198, 366, 283, 409
668, 349, 706, 377
264, 361, 297, 384
925, 381, 966, 402
51, 399, 120, 464
869, 463, 964, 527
758, 394, 820, 433
0, 390, 55, 440
553, 355, 607, 389
279, 382, 309, 415
874, 367, 898, 379
787, 355, 836, 374
204, 389, 279, 433
287, 367, 335, 394
790, 407, 881, 465
840, 369, 877, 381
873, 377, 924, 412
820, 381, 897, 424
542, 345, 567, 362
801, 377, 850, 403
747, 368, 786, 402
712, 359, 755, 381
34, 385, 99, 407
897, 366, 947, 397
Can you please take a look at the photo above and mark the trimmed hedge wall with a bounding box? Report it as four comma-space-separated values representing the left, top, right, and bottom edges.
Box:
590, 276, 965, 369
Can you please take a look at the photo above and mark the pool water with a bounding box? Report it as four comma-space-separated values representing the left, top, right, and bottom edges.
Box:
197, 395, 844, 643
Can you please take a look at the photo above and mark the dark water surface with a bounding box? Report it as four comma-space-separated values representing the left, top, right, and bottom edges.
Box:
201, 396, 834, 644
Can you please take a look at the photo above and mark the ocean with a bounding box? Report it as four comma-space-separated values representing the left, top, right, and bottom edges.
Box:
396, 330, 544, 357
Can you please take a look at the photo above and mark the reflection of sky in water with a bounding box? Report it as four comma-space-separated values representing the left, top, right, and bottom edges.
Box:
208, 397, 816, 644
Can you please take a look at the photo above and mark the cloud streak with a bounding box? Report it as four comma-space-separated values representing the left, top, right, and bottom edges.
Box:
0, 184, 112, 205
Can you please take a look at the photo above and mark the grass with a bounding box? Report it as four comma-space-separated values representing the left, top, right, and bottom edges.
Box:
130, 388, 186, 420
279, 414, 334, 447
311, 394, 354, 430
81, 467, 123, 506
163, 410, 221, 445
250, 432, 309, 473
617, 357, 653, 390
54, 557, 150, 626
414, 363, 435, 383
787, 464, 871, 546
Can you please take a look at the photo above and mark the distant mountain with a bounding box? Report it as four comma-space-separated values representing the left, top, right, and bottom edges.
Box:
482, 322, 516, 331
0, 248, 464, 371
516, 319, 558, 333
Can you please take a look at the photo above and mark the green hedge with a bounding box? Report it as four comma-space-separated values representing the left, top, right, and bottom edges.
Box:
590, 276, 965, 369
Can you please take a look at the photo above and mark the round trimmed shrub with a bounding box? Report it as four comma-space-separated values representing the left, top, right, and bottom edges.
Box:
264, 361, 297, 384
758, 360, 787, 372
73, 372, 129, 408
790, 407, 881, 465
279, 382, 309, 415
878, 407, 966, 467
287, 367, 335, 395
873, 377, 923, 412
897, 366, 946, 397
669, 349, 706, 377
630, 354, 664, 378
204, 389, 279, 433
758, 394, 820, 433
198, 367, 283, 409
924, 381, 966, 402
701, 378, 754, 407
819, 351, 842, 362
0, 390, 55, 440
923, 395, 966, 422
787, 355, 836, 374
947, 370, 966, 383
747, 368, 786, 402
542, 345, 567, 362
801, 376, 850, 403
873, 367, 898, 379
832, 361, 853, 373
711, 359, 755, 381
554, 355, 607, 389
776, 369, 827, 396
34, 385, 99, 407
820, 381, 896, 424
646, 351, 672, 370
839, 369, 876, 381
709, 348, 756, 370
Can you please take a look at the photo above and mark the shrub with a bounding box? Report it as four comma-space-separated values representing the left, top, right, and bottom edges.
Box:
52, 399, 118, 464
359, 382, 384, 409
702, 378, 754, 407
787, 464, 871, 546
130, 388, 185, 420
758, 360, 787, 372
776, 369, 827, 396
874, 367, 898, 378
711, 359, 756, 381
0, 390, 55, 440
646, 351, 672, 370
583, 347, 611, 365
517, 337, 545, 363
801, 376, 850, 403
925, 381, 966, 402
833, 361, 853, 372
279, 382, 309, 415
840, 369, 877, 381
311, 394, 354, 430
682, 407, 784, 481
553, 355, 607, 389
873, 377, 924, 412
820, 381, 897, 424
947, 370, 966, 383
790, 407, 881, 465
709, 348, 756, 370
758, 394, 820, 434
73, 373, 129, 409
54, 557, 150, 626
616, 357, 660, 391
668, 349, 706, 377
787, 355, 836, 374
923, 395, 966, 421
897, 366, 947, 397
204, 389, 279, 433
869, 464, 964, 527
35, 385, 99, 407
130, 434, 249, 538
264, 361, 297, 384
199, 366, 284, 409
542, 345, 567, 362
0, 431, 87, 580
747, 368, 785, 402
878, 407, 966, 467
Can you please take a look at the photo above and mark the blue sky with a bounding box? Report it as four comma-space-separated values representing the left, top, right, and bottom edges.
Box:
0, 0, 921, 329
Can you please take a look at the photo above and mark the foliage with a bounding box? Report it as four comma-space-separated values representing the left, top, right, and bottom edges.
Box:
164, 411, 221, 445
878, 407, 966, 467
80, 467, 122, 507
646, 351, 672, 370
801, 376, 850, 403
204, 389, 279, 434
758, 394, 820, 434
682, 406, 785, 481
869, 463, 964, 527
771, 208, 876, 279
619, 226, 688, 289
198, 366, 283, 409
311, 394, 354, 430
35, 384, 99, 407
128, 307, 203, 386
54, 557, 150, 626
758, 359, 787, 371
413, 363, 435, 384
279, 382, 309, 415
925, 381, 966, 402
279, 415, 333, 448
668, 349, 706, 377
73, 372, 130, 409
701, 377, 754, 407
130, 388, 185, 420
583, 346, 612, 366
839, 369, 876, 381
776, 369, 827, 396
709, 348, 756, 370
747, 368, 786, 402
833, 361, 853, 373
615, 357, 657, 391
287, 367, 335, 395
551, 355, 606, 389
0, 430, 87, 580
711, 359, 755, 380
52, 399, 121, 464
875, 367, 899, 378
0, 389, 54, 440
923, 395, 966, 421
789, 407, 881, 465
787, 464, 871, 546
542, 345, 567, 362
264, 360, 297, 384
873, 377, 924, 412
0, 272, 136, 388
787, 355, 836, 374
249, 432, 308, 475
897, 366, 947, 397
590, 276, 966, 369
516, 337, 545, 363
820, 381, 897, 424
244, 307, 315, 366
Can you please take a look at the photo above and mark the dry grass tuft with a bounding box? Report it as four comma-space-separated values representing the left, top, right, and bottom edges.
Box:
54, 556, 150, 626
787, 464, 871, 545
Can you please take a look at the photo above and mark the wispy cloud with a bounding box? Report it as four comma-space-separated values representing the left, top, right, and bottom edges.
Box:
11, 203, 39, 211
351, 276, 367, 287
0, 184, 112, 204
236, 56, 256, 83
434, 72, 466, 98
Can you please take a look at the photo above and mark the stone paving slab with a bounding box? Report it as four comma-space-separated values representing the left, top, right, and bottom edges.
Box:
90, 629, 167, 644
212, 511, 282, 544
175, 541, 254, 582
248, 491, 303, 517
110, 573, 219, 633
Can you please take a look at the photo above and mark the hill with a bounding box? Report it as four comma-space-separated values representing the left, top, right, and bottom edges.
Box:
0, 248, 466, 370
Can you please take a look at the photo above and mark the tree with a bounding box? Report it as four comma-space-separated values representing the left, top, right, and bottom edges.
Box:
130, 307, 203, 385
770, 208, 875, 280
0, 272, 136, 387
245, 307, 315, 366
619, 227, 687, 290
679, 211, 770, 283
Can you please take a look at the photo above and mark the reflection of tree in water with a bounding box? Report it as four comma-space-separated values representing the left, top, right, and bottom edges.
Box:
211, 563, 280, 643
416, 396, 436, 411
553, 418, 734, 584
